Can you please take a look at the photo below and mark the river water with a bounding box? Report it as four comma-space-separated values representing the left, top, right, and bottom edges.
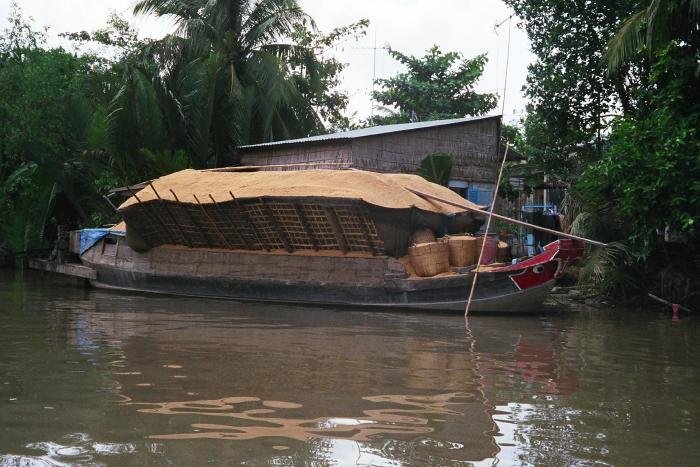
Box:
1, 271, 699, 466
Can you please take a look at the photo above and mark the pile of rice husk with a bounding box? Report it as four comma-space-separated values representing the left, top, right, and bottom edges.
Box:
117, 169, 485, 214
408, 242, 450, 277
110, 221, 126, 231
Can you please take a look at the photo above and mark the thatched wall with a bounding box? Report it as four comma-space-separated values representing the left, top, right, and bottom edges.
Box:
238, 118, 500, 182
240, 141, 351, 169
351, 119, 499, 183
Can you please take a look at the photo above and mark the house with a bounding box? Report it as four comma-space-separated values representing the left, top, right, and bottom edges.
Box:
238, 115, 504, 206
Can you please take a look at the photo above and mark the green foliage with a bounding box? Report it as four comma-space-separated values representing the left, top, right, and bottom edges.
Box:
133, 0, 322, 152
498, 177, 519, 202
138, 148, 190, 180
578, 44, 700, 258
504, 0, 641, 175
0, 2, 367, 257
576, 242, 637, 298
372, 45, 497, 124
0, 5, 118, 255
417, 153, 453, 187
507, 0, 699, 300
0, 163, 58, 254
290, 19, 369, 132
605, 0, 700, 73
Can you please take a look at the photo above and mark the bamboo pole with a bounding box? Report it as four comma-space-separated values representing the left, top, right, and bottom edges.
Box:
294, 203, 320, 251
149, 182, 193, 248
192, 194, 232, 249
126, 186, 172, 246
260, 197, 293, 253
203, 162, 352, 172
405, 188, 607, 248
465, 143, 511, 316
648, 293, 694, 313
209, 194, 250, 249
230, 191, 269, 252
324, 207, 349, 254
169, 189, 214, 248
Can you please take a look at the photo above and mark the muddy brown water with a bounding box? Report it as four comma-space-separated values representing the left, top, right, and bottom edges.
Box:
1, 271, 699, 466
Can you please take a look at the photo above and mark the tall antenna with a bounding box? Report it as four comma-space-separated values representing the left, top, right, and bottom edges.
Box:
353, 34, 389, 126
370, 29, 377, 123
495, 14, 514, 117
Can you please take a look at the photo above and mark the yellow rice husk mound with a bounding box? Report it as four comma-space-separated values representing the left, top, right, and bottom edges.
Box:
117, 169, 485, 214
110, 221, 126, 231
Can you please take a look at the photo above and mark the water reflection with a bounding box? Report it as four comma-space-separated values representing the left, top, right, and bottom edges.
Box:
130, 393, 483, 447
0, 433, 136, 467
1, 271, 700, 465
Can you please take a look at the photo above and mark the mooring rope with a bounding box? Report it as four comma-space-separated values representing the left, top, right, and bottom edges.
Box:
465, 142, 510, 317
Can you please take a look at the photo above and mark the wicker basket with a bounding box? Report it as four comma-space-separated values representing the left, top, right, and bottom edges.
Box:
475, 236, 484, 253
408, 242, 450, 277
445, 236, 477, 267
411, 228, 436, 245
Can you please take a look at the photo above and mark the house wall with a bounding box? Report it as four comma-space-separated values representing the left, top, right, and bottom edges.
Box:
351, 119, 499, 183
239, 118, 499, 182
240, 141, 352, 169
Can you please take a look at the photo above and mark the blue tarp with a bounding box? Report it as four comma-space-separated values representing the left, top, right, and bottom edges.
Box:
79, 228, 125, 255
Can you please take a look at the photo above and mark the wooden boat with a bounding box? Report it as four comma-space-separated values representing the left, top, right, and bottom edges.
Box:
30, 169, 584, 312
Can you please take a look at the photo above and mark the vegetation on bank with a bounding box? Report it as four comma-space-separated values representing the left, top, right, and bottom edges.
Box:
504, 0, 699, 305
0, 1, 367, 257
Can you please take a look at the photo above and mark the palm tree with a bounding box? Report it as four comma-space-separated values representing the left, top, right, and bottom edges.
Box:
606, 0, 700, 73
133, 0, 322, 160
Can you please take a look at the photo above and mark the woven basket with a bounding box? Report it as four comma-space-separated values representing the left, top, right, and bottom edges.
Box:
445, 236, 477, 267
475, 236, 484, 253
408, 242, 450, 277
411, 228, 436, 245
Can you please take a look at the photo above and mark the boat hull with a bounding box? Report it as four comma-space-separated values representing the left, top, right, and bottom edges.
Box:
74, 233, 578, 312
89, 273, 555, 313
28, 233, 583, 313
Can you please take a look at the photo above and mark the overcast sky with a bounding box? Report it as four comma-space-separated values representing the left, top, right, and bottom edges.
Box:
0, 0, 533, 124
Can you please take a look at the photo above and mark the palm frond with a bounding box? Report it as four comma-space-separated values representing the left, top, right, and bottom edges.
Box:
690, 0, 700, 23
418, 153, 454, 187
577, 241, 636, 298
243, 0, 311, 48
605, 9, 648, 74
569, 211, 594, 238
133, 0, 200, 20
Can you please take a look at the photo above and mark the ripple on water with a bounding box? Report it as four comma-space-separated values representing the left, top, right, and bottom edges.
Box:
2, 273, 700, 466
0, 434, 136, 467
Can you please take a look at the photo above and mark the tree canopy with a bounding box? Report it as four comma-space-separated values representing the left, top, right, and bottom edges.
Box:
504, 0, 640, 175
0, 2, 366, 257
509, 0, 700, 301
371, 45, 497, 124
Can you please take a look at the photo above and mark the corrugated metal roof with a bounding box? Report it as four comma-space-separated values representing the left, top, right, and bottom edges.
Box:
238, 115, 501, 150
